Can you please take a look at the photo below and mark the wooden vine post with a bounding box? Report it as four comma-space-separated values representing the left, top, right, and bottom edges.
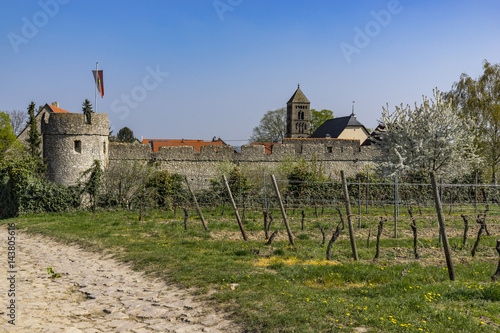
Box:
185, 176, 208, 231
222, 175, 248, 241
271, 175, 295, 247
263, 210, 269, 239
341, 170, 359, 261
430, 171, 455, 281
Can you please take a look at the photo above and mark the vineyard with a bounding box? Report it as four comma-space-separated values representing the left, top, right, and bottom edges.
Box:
5, 169, 500, 332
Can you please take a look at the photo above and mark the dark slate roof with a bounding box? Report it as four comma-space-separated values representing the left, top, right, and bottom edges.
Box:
310, 114, 364, 138
287, 86, 310, 104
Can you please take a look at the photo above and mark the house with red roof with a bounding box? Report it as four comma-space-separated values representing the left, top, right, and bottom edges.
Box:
17, 102, 70, 148
142, 138, 227, 153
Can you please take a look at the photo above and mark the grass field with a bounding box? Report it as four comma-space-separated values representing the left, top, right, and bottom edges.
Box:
3, 207, 500, 332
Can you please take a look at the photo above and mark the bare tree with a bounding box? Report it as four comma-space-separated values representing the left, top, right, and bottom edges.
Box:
6, 110, 28, 136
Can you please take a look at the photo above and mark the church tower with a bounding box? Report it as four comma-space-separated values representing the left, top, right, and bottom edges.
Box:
286, 84, 311, 138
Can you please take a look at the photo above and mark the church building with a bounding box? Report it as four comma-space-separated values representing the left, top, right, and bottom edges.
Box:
284, 85, 370, 145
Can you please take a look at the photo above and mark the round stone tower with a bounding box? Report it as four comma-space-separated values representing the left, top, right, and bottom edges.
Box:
41, 112, 109, 186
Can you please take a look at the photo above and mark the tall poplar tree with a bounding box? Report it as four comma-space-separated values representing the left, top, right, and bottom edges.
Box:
26, 101, 41, 158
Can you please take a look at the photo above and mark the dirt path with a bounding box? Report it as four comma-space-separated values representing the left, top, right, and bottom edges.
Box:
0, 228, 242, 333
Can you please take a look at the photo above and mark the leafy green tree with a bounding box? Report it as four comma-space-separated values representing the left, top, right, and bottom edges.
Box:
445, 60, 500, 182
310, 109, 333, 133
26, 101, 41, 158
82, 99, 93, 123
0, 112, 16, 153
374, 90, 480, 179
117, 126, 136, 143
249, 107, 286, 143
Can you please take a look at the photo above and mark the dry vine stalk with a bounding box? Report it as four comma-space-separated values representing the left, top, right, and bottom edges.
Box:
266, 213, 274, 235
326, 223, 342, 260
408, 207, 419, 259
491, 239, 500, 282
461, 214, 469, 248
480, 205, 491, 236
265, 228, 280, 246
335, 207, 345, 230
374, 218, 385, 260
316, 222, 326, 247
471, 216, 487, 257
301, 210, 306, 231
183, 207, 189, 230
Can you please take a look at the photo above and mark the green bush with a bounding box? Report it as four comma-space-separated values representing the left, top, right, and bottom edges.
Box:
0, 156, 80, 218
146, 170, 186, 208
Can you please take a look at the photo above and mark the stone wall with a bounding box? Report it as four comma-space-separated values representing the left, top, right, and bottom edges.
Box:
108, 138, 378, 183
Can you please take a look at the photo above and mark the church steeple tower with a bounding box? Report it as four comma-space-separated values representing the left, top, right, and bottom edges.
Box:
286, 84, 311, 138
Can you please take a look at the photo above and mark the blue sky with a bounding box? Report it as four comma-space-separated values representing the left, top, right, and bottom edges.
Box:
1, 0, 499, 144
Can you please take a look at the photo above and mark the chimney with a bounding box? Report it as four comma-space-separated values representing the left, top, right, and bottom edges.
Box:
51, 101, 59, 108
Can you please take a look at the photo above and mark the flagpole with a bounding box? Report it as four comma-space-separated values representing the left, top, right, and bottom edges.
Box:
95, 62, 98, 113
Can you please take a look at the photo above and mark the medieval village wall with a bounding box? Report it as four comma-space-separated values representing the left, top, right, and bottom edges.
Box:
108, 138, 377, 184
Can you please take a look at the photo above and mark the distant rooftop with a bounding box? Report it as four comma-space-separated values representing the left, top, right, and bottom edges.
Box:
310, 114, 364, 138
142, 138, 226, 153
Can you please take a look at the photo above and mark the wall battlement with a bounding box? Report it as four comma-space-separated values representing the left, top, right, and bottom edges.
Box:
109, 139, 375, 163
108, 138, 377, 180
42, 113, 109, 136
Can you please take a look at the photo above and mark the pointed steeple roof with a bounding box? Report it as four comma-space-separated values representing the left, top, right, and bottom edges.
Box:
287, 84, 310, 104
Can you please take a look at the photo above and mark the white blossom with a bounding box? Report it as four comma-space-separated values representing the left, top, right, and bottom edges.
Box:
374, 90, 481, 180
